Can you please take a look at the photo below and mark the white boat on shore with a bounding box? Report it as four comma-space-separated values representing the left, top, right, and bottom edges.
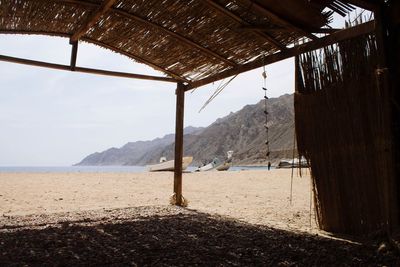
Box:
147, 156, 193, 172
197, 158, 222, 172
196, 151, 233, 172
276, 157, 309, 169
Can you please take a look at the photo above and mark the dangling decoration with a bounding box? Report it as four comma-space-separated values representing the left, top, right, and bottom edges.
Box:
262, 61, 271, 170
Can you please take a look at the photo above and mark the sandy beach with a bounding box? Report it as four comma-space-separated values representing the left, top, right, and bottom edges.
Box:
0, 169, 315, 231
0, 169, 398, 266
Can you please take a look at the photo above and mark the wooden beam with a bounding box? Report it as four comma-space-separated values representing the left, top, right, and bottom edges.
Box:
242, 0, 318, 41
188, 21, 375, 89
201, 0, 287, 51
70, 0, 117, 43
0, 54, 179, 83
173, 82, 185, 206
70, 41, 78, 71
311, 28, 340, 34
0, 30, 189, 83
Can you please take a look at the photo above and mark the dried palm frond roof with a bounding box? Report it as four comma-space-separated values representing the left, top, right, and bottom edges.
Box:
0, 0, 377, 86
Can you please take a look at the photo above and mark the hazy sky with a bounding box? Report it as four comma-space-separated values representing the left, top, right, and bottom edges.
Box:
0, 35, 295, 166
0, 10, 361, 166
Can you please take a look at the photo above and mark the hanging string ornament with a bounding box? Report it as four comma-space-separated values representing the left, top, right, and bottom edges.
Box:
262, 62, 271, 169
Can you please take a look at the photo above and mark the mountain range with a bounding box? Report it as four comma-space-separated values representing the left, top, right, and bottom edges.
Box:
76, 94, 295, 166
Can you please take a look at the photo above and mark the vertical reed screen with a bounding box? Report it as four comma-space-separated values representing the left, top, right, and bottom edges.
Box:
295, 34, 397, 235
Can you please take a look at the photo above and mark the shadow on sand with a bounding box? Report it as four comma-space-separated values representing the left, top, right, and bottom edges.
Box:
0, 207, 398, 266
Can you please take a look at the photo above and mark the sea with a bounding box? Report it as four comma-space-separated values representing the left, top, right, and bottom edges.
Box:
0, 165, 271, 173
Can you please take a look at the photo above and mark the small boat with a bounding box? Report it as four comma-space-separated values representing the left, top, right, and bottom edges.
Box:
216, 162, 231, 171
196, 151, 233, 172
276, 157, 309, 169
147, 156, 193, 172
197, 158, 222, 172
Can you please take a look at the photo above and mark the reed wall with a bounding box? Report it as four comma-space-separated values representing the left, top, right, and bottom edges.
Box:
294, 33, 398, 235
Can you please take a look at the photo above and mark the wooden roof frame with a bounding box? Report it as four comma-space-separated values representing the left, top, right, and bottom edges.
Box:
0, 0, 378, 88
0, 20, 375, 87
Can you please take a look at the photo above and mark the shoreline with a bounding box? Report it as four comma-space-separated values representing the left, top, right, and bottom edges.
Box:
0, 164, 294, 174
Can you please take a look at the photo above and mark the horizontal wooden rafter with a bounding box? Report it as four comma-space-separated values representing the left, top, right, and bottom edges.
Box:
201, 0, 287, 51
187, 20, 375, 90
0, 54, 179, 83
70, 0, 117, 43
0, 30, 189, 83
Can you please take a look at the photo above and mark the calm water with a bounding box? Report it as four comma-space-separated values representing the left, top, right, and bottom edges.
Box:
0, 165, 271, 173
0, 166, 146, 173
229, 166, 273, 171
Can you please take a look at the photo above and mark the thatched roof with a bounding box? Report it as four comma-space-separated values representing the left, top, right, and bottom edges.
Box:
0, 0, 377, 86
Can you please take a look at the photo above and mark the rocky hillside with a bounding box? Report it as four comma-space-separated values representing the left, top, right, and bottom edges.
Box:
156, 94, 295, 165
76, 127, 204, 166
76, 94, 295, 166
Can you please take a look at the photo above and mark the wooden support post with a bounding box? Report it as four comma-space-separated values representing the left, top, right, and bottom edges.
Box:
374, 0, 399, 234
70, 41, 78, 71
173, 82, 185, 206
